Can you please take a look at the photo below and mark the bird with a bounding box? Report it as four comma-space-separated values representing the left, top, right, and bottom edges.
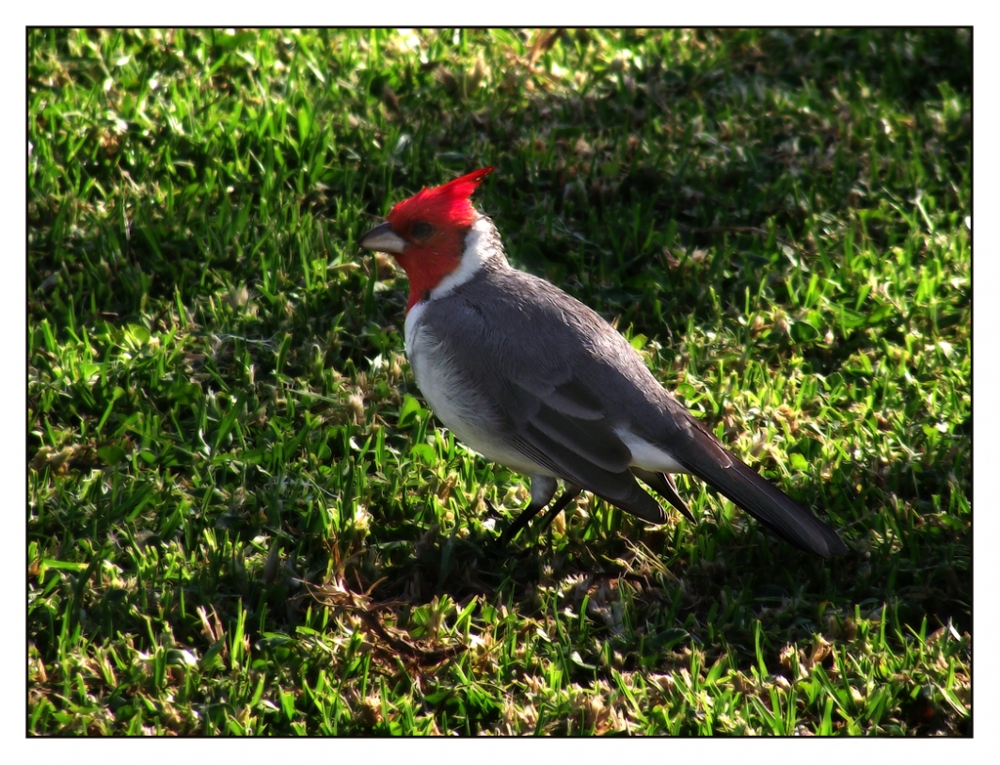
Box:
359, 166, 848, 558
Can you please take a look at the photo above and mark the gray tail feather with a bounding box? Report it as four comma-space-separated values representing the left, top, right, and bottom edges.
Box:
630, 467, 694, 521
680, 450, 847, 558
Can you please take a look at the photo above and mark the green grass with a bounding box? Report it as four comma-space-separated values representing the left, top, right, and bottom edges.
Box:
28, 28, 970, 735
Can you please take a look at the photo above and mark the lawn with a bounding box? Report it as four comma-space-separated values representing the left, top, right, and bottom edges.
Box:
28, 28, 970, 735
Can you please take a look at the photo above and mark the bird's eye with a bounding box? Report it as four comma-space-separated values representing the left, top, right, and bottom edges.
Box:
412, 222, 434, 240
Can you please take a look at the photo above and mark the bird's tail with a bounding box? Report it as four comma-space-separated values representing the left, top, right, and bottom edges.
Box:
676, 424, 847, 557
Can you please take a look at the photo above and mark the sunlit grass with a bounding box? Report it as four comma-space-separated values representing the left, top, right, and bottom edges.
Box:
29, 28, 970, 735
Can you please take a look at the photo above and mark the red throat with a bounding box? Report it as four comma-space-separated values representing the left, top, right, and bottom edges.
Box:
385, 167, 494, 311
394, 250, 459, 311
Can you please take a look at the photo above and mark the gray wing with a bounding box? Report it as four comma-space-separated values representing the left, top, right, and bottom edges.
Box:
503, 378, 667, 523
423, 274, 667, 523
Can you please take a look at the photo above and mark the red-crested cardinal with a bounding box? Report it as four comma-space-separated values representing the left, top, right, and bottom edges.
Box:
359, 167, 847, 557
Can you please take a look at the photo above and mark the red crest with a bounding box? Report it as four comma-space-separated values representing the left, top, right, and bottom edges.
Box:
388, 166, 494, 230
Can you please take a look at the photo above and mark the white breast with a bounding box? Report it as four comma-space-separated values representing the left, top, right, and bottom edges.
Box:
404, 301, 483, 441
403, 302, 553, 478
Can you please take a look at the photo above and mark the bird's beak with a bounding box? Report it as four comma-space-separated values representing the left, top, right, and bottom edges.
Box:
359, 221, 406, 254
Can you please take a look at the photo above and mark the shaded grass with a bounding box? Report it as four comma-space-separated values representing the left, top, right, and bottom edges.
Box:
29, 28, 970, 735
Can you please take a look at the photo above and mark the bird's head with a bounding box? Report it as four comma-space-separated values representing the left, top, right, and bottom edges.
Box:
359, 166, 495, 311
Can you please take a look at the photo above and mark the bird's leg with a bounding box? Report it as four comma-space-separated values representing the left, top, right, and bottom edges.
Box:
499, 476, 557, 546
536, 484, 582, 533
